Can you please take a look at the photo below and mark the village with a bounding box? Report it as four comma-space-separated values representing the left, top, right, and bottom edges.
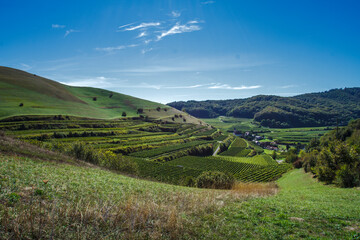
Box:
233, 129, 282, 152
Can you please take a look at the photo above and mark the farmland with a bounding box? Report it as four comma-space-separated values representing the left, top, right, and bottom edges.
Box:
201, 116, 332, 145
0, 115, 291, 185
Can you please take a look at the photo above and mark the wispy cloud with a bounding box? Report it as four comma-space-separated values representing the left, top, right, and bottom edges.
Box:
122, 22, 160, 31
60, 76, 127, 88
201, 1, 215, 4
52, 24, 66, 29
122, 83, 210, 90
20, 63, 32, 71
95, 44, 138, 52
157, 20, 202, 40
109, 57, 269, 73
208, 84, 261, 90
64, 29, 80, 37
137, 31, 147, 38
171, 11, 181, 18
280, 84, 297, 89
141, 48, 153, 54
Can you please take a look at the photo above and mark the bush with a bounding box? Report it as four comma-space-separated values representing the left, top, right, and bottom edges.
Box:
122, 112, 127, 117
335, 164, 360, 188
19, 103, 24, 107
285, 152, 298, 163
179, 176, 195, 187
93, 97, 97, 101
101, 151, 138, 175
195, 171, 235, 189
293, 159, 303, 168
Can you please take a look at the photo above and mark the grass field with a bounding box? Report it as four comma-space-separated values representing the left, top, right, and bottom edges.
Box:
1, 150, 358, 239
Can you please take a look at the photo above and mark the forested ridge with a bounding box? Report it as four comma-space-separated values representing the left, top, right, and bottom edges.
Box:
168, 88, 360, 128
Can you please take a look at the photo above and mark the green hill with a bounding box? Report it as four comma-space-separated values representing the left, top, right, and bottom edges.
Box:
168, 88, 360, 128
0, 66, 203, 124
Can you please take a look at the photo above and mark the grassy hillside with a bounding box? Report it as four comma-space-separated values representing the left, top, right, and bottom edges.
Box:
0, 136, 277, 239
168, 88, 360, 128
1, 143, 359, 239
0, 66, 204, 124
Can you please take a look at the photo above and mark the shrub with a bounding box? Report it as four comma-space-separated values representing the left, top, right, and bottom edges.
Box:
285, 152, 298, 163
293, 159, 303, 169
195, 171, 235, 189
179, 176, 196, 187
19, 103, 24, 107
122, 112, 127, 117
93, 97, 97, 101
156, 107, 161, 111
335, 164, 360, 188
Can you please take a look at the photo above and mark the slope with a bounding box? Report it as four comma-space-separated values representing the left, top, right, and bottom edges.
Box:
0, 66, 203, 124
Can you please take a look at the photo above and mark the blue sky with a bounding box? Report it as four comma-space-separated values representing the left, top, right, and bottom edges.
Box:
1, 0, 360, 103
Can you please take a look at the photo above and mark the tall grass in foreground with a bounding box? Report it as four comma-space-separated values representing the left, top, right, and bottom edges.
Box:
0, 153, 278, 239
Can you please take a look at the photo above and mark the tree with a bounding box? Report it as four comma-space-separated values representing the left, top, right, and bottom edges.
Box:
93, 97, 97, 101
122, 112, 127, 117
137, 108, 144, 114
271, 150, 277, 160
156, 106, 161, 111
19, 103, 24, 107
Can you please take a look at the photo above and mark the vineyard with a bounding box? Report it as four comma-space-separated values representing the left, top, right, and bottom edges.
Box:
0, 115, 291, 185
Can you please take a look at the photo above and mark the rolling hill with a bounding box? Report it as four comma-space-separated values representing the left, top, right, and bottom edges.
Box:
0, 66, 203, 124
168, 88, 360, 128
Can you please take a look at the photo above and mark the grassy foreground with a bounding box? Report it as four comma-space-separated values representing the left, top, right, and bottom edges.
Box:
1, 148, 359, 239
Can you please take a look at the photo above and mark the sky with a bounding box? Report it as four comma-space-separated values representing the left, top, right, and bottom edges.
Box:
1, 0, 360, 103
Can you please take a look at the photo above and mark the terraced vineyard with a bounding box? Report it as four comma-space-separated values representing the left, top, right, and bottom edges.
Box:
164, 156, 291, 182
0, 115, 291, 185
219, 137, 257, 157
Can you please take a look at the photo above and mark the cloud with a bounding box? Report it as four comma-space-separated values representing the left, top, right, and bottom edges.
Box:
141, 48, 153, 54
109, 57, 269, 73
117, 22, 136, 30
95, 44, 138, 52
64, 29, 80, 37
280, 84, 297, 89
60, 76, 127, 88
171, 11, 181, 18
122, 22, 161, 31
157, 21, 201, 40
122, 83, 209, 90
201, 1, 215, 4
137, 31, 147, 38
20, 63, 32, 71
208, 84, 261, 90
52, 24, 66, 28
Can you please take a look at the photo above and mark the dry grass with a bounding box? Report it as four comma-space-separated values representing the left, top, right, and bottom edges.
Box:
231, 182, 279, 196
0, 179, 279, 239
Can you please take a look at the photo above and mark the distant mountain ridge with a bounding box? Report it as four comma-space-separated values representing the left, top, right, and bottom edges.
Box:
168, 88, 360, 128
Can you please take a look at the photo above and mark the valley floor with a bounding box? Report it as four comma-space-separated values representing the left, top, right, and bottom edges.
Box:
1, 152, 359, 239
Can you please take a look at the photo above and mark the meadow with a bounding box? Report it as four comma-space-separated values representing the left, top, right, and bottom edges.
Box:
1, 147, 358, 239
